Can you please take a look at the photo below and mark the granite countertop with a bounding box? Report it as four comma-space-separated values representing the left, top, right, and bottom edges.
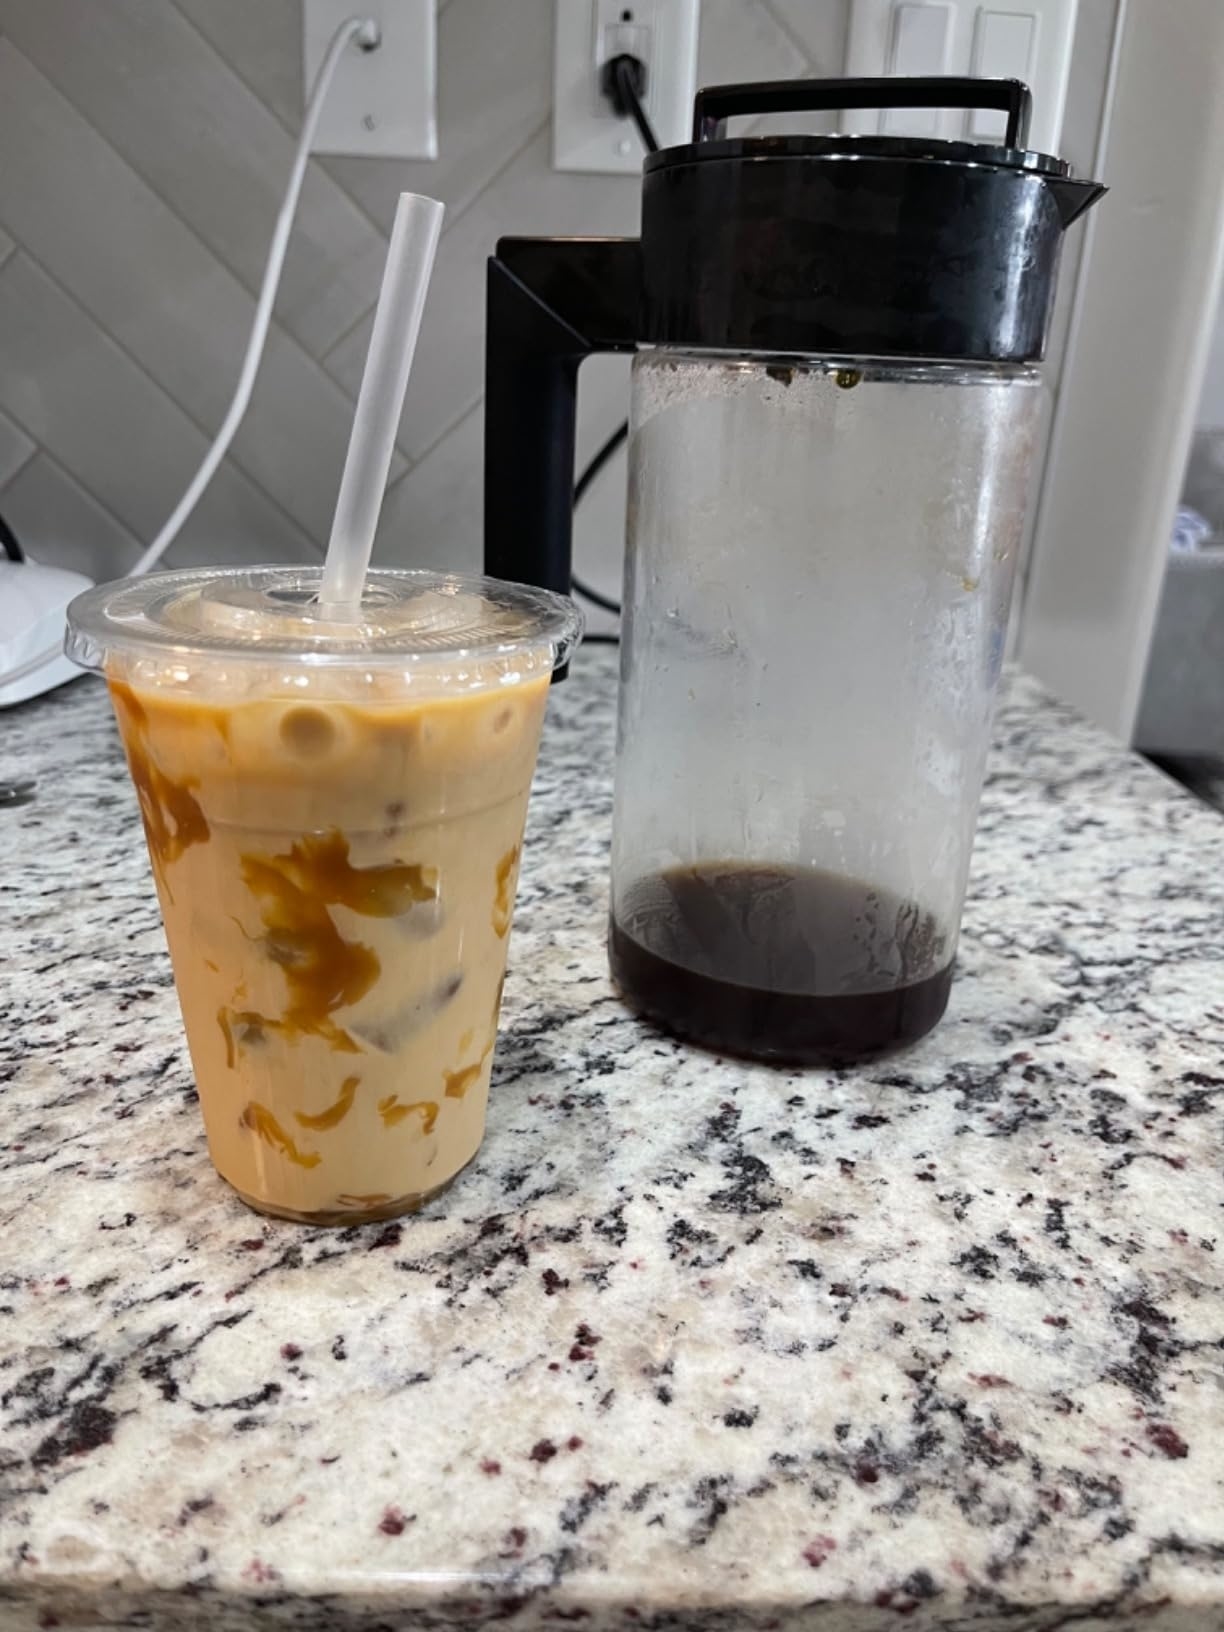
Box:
3, 648, 1224, 1632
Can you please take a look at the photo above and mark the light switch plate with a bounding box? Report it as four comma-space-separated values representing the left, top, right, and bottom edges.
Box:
843, 0, 1078, 154
553, 0, 700, 174
883, 3, 953, 133
303, 0, 437, 159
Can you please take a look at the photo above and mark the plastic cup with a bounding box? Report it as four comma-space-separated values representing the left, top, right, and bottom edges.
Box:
66, 567, 581, 1225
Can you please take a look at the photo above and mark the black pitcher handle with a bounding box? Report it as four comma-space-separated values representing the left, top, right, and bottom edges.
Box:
484, 238, 640, 599
692, 76, 1032, 149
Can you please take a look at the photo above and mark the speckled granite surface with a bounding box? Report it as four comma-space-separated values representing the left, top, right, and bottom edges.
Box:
2, 650, 1224, 1632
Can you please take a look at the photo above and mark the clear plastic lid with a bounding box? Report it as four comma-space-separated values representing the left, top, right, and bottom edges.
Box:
65, 566, 583, 698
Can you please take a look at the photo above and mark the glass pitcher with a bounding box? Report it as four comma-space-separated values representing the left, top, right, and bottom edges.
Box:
482, 77, 1105, 1062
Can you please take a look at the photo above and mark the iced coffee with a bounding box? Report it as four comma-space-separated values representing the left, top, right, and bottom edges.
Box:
66, 568, 580, 1224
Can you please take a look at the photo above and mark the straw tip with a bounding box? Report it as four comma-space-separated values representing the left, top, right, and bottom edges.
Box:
396, 191, 445, 225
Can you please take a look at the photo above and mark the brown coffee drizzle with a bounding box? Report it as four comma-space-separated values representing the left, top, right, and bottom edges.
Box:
240, 1102, 321, 1168
294, 1074, 360, 1131
443, 985, 503, 1099
492, 845, 519, 937
217, 1007, 239, 1068
218, 1006, 332, 1068
248, 831, 437, 919
109, 681, 210, 898
228, 831, 436, 1051
378, 1096, 438, 1133
443, 1063, 481, 1101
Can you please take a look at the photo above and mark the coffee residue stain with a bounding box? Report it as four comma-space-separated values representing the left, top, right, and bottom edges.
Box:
110, 681, 210, 898
378, 1096, 438, 1133
241, 1102, 322, 1168
492, 845, 519, 937
295, 1075, 360, 1131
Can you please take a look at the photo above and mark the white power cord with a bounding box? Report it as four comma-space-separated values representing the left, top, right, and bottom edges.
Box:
1, 13, 378, 691
131, 13, 377, 575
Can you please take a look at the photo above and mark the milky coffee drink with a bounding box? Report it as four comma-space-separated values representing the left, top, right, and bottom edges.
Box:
66, 568, 581, 1224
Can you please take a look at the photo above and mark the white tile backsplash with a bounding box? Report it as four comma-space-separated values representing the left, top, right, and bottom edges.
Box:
0, 251, 213, 540
374, 405, 484, 573
173, 0, 305, 131
696, 0, 809, 95
325, 126, 640, 462
0, 410, 35, 491
0, 251, 317, 567
0, 0, 1098, 602
323, 0, 556, 233
0, 0, 387, 357
1, 454, 140, 581
0, 0, 840, 586
0, 0, 844, 591
166, 462, 323, 570
766, 0, 849, 66
0, 41, 401, 549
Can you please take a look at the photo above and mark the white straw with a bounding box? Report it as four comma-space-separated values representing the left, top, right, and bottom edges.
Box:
320, 191, 444, 607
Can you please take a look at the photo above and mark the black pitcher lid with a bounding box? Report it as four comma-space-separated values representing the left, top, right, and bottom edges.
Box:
645, 130, 1072, 179
638, 76, 1106, 363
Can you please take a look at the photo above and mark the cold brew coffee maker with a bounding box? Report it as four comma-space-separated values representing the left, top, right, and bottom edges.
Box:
484, 77, 1104, 1062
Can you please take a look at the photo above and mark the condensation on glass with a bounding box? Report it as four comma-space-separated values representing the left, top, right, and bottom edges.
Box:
608, 349, 1041, 1060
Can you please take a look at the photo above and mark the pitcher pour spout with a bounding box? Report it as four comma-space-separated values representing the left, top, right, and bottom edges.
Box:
1048, 176, 1109, 228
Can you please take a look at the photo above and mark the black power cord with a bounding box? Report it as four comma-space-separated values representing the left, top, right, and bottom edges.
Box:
571, 421, 628, 616
570, 51, 659, 632
603, 52, 661, 151
0, 513, 24, 563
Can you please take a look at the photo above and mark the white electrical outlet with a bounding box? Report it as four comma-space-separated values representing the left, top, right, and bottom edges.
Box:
303, 0, 437, 159
553, 0, 700, 174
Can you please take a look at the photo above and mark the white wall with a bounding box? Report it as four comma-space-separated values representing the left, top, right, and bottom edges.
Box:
0, 0, 846, 592
1019, 0, 1224, 739
1195, 303, 1224, 430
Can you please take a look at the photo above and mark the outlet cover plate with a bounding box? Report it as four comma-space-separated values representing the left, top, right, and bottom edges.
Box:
553, 0, 700, 174
303, 0, 437, 158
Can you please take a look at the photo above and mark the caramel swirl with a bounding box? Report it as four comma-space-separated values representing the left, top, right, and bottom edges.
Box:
378, 1096, 438, 1133
443, 1063, 481, 1101
294, 1075, 361, 1131
110, 681, 210, 897
237, 831, 436, 1048
492, 845, 518, 937
240, 1102, 321, 1168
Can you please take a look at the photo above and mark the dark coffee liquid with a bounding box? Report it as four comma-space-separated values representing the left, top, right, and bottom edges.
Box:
609, 863, 953, 1064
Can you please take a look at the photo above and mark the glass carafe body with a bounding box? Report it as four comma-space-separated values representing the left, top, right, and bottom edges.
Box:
608, 348, 1042, 1061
